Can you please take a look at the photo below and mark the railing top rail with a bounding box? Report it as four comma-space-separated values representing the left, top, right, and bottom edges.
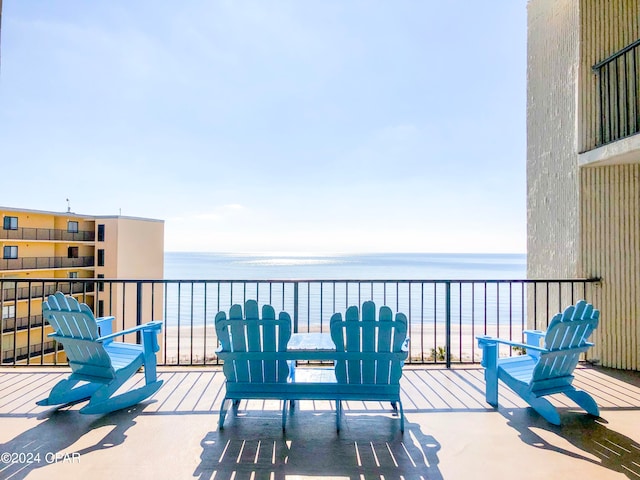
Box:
593, 37, 640, 71
0, 277, 601, 284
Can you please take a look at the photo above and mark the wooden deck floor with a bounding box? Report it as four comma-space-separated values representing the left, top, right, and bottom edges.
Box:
1, 365, 639, 479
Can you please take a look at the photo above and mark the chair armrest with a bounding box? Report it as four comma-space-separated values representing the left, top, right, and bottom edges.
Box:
523, 329, 545, 344
476, 335, 547, 370
523, 329, 546, 358
97, 320, 163, 343
96, 316, 115, 341
477, 335, 547, 353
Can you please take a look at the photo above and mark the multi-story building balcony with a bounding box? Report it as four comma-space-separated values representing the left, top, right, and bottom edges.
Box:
0, 255, 95, 271
0, 227, 95, 242
591, 38, 640, 149
1, 314, 44, 333
1, 282, 95, 302
1, 340, 57, 364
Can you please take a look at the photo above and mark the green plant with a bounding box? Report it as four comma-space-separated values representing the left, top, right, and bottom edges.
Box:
512, 346, 527, 355
431, 346, 446, 362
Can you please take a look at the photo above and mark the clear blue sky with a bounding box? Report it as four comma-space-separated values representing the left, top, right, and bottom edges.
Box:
0, 1, 527, 254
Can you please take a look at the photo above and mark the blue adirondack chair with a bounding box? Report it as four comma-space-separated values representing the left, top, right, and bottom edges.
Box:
215, 300, 292, 429
38, 291, 163, 414
477, 300, 600, 425
330, 301, 409, 432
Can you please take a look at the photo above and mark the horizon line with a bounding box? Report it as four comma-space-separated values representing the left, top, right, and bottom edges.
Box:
164, 251, 528, 256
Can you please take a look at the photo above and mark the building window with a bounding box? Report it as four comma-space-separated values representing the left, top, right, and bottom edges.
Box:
3, 216, 18, 230
2, 305, 15, 319
3, 246, 18, 259
69, 272, 78, 279
68, 221, 79, 233
97, 224, 105, 242
97, 273, 105, 292
97, 249, 105, 267
67, 246, 79, 258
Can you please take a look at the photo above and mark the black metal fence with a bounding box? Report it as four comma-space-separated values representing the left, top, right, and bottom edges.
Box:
0, 278, 600, 368
593, 38, 640, 147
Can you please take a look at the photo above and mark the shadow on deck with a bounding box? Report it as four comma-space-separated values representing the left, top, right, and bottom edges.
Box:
0, 366, 639, 479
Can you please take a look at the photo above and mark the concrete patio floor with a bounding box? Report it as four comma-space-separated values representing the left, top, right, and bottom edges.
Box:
1, 365, 639, 479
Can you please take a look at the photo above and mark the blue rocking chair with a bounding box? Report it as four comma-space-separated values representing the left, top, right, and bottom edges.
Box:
477, 300, 600, 425
38, 292, 163, 414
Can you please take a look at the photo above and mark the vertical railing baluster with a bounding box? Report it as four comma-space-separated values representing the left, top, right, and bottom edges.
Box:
458, 282, 462, 362
471, 282, 476, 362
190, 282, 194, 365
420, 282, 424, 363
320, 282, 324, 333
433, 282, 437, 364
25, 281, 31, 366
293, 281, 299, 333
496, 281, 500, 341
203, 282, 207, 364
307, 282, 311, 331
445, 282, 451, 369
163, 283, 168, 364
177, 282, 181, 365
136, 281, 143, 344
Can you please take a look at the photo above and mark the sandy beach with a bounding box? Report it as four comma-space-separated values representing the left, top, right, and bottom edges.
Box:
161, 322, 524, 365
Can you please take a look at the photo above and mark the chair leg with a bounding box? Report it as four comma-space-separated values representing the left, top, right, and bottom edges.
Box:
397, 400, 405, 433
79, 360, 162, 415
480, 341, 498, 407
336, 400, 342, 432
483, 368, 499, 406
219, 398, 232, 429
80, 380, 163, 415
281, 400, 288, 431
37, 377, 100, 407
565, 389, 600, 417
525, 395, 561, 426
288, 360, 296, 382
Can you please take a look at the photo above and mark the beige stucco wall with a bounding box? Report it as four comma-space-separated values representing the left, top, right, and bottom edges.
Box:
527, 0, 581, 280
95, 216, 165, 334
577, 0, 640, 370
97, 217, 164, 279
528, 0, 640, 370
582, 164, 640, 369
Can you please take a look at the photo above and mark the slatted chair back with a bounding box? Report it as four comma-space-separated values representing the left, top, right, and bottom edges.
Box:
215, 300, 292, 384
330, 301, 408, 386
531, 300, 600, 387
43, 292, 114, 378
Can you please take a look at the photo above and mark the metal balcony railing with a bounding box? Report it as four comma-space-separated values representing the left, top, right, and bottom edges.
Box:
0, 278, 601, 367
0, 227, 95, 242
1, 340, 57, 364
1, 282, 95, 303
593, 38, 640, 147
0, 256, 94, 271
1, 314, 44, 333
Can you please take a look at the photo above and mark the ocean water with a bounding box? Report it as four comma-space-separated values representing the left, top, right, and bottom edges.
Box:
164, 252, 527, 280
160, 253, 529, 363
160, 252, 528, 331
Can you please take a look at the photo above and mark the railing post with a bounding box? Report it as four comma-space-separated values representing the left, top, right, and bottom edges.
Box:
445, 281, 451, 369
293, 282, 299, 333
136, 281, 143, 344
